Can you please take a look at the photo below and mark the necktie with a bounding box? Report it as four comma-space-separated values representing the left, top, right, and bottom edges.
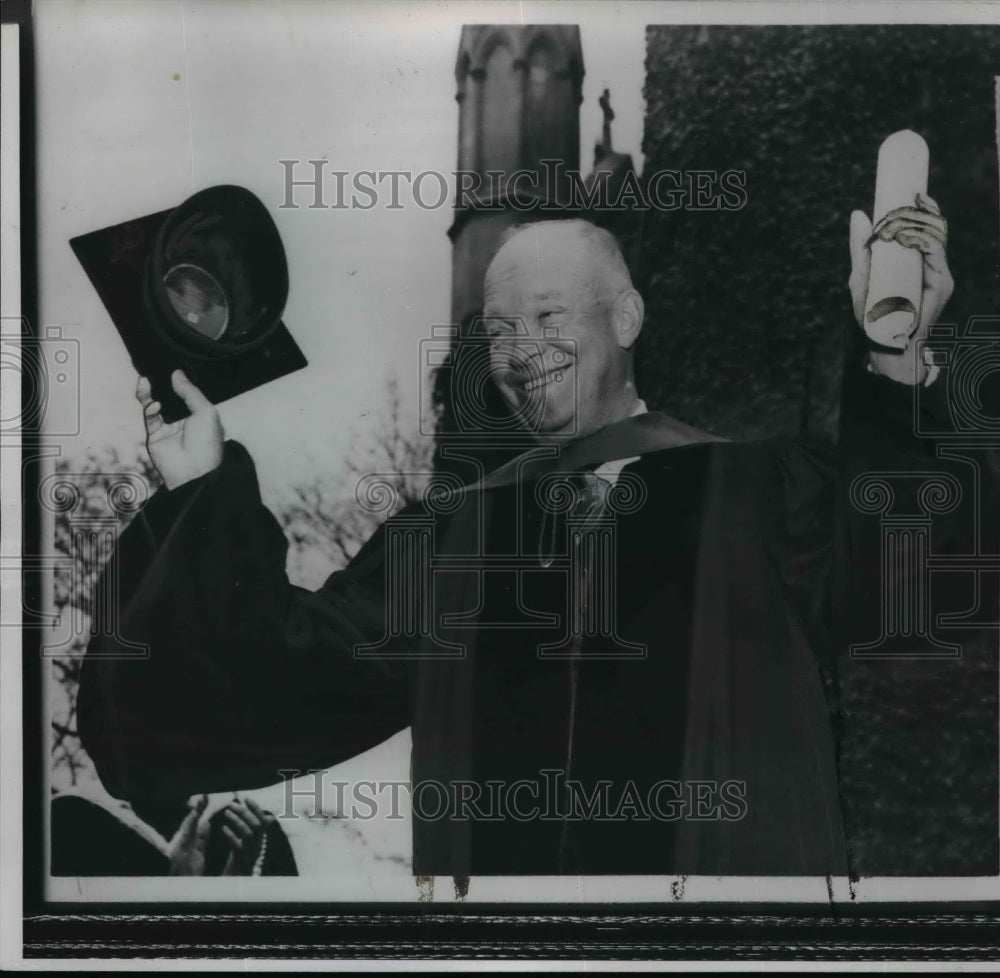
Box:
573, 470, 610, 522
538, 469, 609, 568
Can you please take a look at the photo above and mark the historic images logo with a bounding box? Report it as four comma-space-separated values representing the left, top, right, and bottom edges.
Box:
277, 159, 748, 213
352, 318, 651, 662
850, 316, 1000, 659
276, 770, 749, 823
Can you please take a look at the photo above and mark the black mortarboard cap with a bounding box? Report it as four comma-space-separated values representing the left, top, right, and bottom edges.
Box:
71, 184, 307, 422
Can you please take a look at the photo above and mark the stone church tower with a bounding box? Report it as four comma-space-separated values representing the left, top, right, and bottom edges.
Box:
437, 25, 639, 475
448, 25, 585, 328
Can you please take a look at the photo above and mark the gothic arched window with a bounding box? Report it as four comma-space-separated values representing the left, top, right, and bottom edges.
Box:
523, 35, 577, 187
479, 37, 521, 177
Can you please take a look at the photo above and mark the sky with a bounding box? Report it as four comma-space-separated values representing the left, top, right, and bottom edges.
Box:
35, 0, 647, 509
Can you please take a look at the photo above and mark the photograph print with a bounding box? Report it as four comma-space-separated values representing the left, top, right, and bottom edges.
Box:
13, 1, 1000, 908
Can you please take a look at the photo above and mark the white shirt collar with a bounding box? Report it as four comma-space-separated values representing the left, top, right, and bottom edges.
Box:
592, 399, 648, 485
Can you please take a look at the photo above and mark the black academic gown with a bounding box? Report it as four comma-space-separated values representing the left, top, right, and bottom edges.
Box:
78, 362, 995, 876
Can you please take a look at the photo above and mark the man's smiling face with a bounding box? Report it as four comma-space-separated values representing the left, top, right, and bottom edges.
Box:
483, 221, 641, 439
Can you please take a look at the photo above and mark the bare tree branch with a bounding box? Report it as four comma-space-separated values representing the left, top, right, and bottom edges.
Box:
277, 374, 434, 581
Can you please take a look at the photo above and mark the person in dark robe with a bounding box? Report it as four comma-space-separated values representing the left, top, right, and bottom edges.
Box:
50, 792, 297, 876
78, 199, 994, 877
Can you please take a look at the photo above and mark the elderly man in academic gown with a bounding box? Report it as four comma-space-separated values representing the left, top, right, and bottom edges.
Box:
79, 198, 992, 877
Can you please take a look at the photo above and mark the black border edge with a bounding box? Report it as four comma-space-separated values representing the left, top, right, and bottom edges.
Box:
21, 904, 1000, 961
10, 0, 46, 927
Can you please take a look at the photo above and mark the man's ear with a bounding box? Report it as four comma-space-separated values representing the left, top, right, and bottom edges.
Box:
615, 289, 644, 350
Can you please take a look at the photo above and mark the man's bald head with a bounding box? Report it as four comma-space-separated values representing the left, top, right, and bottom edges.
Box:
487, 219, 634, 306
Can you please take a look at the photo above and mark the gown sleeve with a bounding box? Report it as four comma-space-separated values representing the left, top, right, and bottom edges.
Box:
833, 355, 1000, 649
828, 352, 999, 874
771, 350, 999, 720
77, 440, 412, 808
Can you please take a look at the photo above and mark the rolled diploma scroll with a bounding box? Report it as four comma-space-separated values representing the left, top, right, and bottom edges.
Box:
864, 129, 929, 349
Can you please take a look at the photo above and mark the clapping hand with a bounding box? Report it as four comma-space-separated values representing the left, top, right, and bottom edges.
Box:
217, 797, 276, 876
166, 794, 211, 876
166, 794, 277, 876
